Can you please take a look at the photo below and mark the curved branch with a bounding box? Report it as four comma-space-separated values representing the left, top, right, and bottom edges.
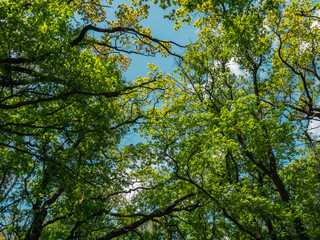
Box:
98, 193, 196, 240
70, 25, 183, 58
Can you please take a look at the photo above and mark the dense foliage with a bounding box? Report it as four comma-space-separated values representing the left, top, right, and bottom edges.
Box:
1, 0, 320, 239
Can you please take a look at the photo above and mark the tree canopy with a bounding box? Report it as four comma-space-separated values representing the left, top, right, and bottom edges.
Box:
1, 0, 320, 239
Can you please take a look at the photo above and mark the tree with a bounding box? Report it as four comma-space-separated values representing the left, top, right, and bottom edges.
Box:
0, 0, 194, 239
2, 0, 320, 239
135, 0, 320, 239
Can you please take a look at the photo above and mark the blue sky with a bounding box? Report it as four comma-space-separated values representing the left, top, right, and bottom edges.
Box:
109, 0, 198, 80
103, 1, 198, 145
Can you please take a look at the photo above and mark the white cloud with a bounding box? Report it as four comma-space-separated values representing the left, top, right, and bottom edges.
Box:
308, 119, 320, 139
228, 58, 244, 76
123, 181, 142, 201
311, 10, 320, 29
